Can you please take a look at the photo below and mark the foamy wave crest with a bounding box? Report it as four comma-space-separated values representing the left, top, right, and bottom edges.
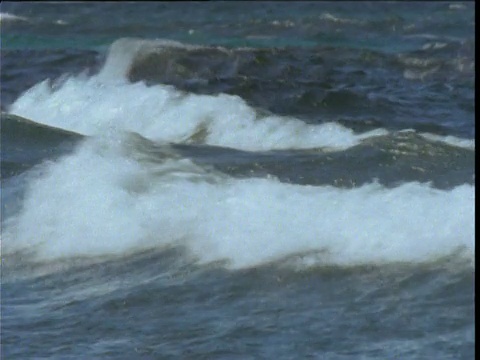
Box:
0, 12, 28, 23
9, 73, 387, 151
97, 38, 202, 81
419, 133, 475, 150
3, 137, 474, 269
9, 38, 474, 152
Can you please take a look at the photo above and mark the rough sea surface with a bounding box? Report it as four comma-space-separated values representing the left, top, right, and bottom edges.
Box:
1, 2, 475, 359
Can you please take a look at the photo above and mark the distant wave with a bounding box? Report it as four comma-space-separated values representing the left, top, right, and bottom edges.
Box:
419, 133, 475, 150
0, 12, 28, 23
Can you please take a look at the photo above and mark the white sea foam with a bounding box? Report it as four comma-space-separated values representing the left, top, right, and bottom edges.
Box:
9, 38, 474, 152
422, 42, 448, 50
449, 3, 466, 10
4, 38, 474, 270
403, 67, 440, 81
319, 13, 363, 26
0, 12, 28, 23
3, 137, 474, 269
419, 133, 475, 150
9, 74, 387, 152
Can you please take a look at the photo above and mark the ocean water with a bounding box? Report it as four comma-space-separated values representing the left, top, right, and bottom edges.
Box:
0, 2, 475, 359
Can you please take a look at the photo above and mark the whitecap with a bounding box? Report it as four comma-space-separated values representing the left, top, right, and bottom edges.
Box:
3, 137, 474, 269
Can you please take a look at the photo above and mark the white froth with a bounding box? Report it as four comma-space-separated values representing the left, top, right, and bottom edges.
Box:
3, 138, 474, 269
9, 38, 473, 152
4, 39, 474, 269
319, 13, 362, 25
0, 12, 28, 23
419, 133, 475, 150
9, 74, 387, 151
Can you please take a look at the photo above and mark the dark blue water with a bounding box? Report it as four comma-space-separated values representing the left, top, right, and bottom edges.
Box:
1, 2, 475, 359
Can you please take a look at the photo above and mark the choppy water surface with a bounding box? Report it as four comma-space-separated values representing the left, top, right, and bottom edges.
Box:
1, 2, 475, 359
